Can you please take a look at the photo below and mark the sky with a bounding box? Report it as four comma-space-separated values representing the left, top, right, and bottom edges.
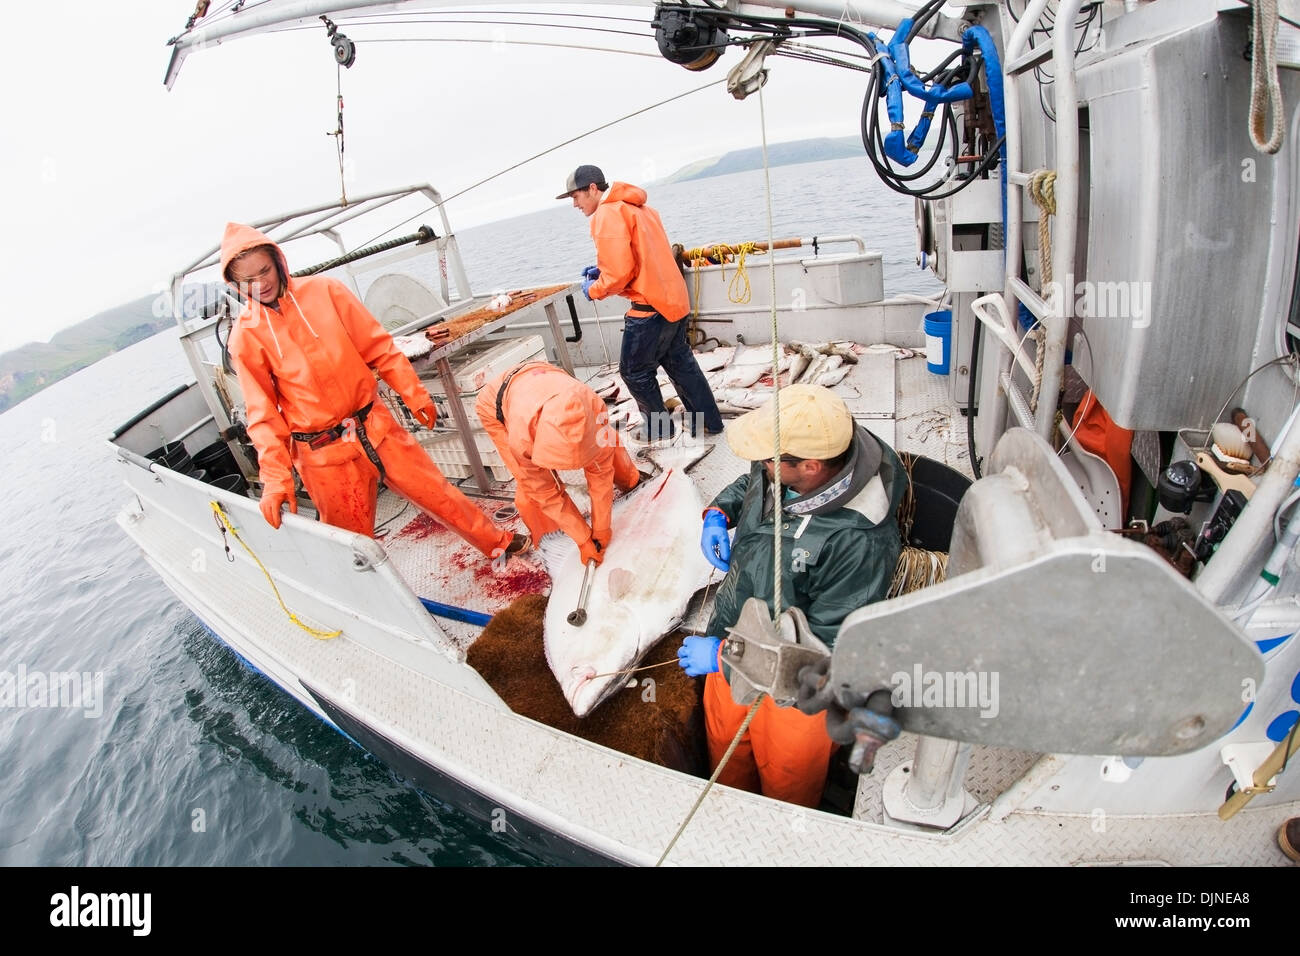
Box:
0, 1, 947, 354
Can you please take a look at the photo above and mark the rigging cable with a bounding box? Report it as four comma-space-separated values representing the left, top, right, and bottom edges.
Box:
345, 78, 726, 253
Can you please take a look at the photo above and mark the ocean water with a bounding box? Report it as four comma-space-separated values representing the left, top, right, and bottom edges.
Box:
0, 156, 937, 866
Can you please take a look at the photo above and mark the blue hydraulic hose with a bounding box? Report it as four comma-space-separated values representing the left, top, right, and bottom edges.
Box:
419, 597, 491, 627
873, 19, 974, 167
869, 19, 1008, 232
961, 25, 1007, 232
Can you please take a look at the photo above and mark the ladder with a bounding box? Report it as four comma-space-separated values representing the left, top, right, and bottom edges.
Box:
976, 0, 1088, 444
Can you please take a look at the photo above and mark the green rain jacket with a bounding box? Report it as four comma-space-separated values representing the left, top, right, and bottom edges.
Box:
706, 425, 905, 650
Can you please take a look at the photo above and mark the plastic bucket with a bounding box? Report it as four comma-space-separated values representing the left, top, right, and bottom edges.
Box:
210, 472, 250, 496
924, 310, 952, 375
146, 442, 191, 468
193, 441, 238, 478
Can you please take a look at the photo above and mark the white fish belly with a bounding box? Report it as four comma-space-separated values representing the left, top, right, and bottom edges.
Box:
542, 464, 713, 717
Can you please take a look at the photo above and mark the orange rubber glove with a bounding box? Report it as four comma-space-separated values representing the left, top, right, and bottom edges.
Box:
412, 402, 437, 429
260, 490, 297, 529
578, 535, 605, 566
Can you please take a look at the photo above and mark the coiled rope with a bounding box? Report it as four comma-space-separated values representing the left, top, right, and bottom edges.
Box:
1027, 168, 1057, 413
1250, 0, 1284, 154
210, 501, 342, 639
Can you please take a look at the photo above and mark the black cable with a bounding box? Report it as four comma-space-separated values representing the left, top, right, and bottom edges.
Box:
967, 305, 982, 480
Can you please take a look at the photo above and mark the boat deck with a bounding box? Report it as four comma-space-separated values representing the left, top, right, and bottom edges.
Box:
375, 347, 1028, 819
381, 348, 974, 645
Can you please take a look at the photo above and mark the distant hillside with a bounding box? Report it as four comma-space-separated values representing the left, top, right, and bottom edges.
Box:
0, 284, 221, 413
660, 136, 864, 184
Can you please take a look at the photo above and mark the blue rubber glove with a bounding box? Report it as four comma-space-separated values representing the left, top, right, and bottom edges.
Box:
581, 265, 601, 280
582, 274, 597, 300
678, 636, 722, 677
701, 508, 730, 572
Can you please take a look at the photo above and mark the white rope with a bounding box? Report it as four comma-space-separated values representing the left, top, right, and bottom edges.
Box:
1250, 0, 1285, 154
759, 83, 783, 621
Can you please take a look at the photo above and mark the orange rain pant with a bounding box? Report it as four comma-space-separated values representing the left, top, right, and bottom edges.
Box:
704, 670, 836, 808
296, 401, 511, 556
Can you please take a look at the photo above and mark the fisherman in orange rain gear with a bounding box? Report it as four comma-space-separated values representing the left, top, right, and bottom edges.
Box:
559, 165, 724, 443
221, 222, 527, 562
475, 361, 642, 565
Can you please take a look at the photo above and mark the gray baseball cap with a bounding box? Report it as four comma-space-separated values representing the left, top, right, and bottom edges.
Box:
556, 165, 607, 199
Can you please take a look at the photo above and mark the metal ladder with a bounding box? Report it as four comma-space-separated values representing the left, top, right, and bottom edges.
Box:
975, 0, 1088, 444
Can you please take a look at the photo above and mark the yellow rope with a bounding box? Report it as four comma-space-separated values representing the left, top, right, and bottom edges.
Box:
209, 501, 342, 639
1027, 169, 1057, 414
682, 241, 765, 308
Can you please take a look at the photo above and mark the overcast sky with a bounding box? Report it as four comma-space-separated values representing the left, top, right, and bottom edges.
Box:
1, 1, 947, 354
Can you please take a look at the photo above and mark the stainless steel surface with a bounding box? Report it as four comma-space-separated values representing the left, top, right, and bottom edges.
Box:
832, 428, 1265, 755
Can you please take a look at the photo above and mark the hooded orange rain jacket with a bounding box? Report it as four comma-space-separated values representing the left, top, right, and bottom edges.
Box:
475, 362, 639, 548
221, 222, 511, 556
586, 183, 689, 321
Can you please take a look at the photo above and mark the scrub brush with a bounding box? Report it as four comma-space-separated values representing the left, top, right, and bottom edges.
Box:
1210, 422, 1253, 473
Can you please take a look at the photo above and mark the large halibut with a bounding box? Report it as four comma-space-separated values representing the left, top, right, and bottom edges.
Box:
540, 446, 716, 717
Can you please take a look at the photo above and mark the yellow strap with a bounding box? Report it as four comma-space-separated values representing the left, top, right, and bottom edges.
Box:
209, 501, 342, 640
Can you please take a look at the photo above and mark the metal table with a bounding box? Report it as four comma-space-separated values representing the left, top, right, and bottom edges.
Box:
412, 285, 581, 492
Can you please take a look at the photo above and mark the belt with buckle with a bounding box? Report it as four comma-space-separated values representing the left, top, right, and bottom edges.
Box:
291, 402, 374, 449
290, 402, 385, 479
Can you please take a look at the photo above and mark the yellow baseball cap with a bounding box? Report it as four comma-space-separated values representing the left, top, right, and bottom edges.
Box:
727, 384, 855, 461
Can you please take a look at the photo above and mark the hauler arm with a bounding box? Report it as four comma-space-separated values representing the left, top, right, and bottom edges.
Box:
230, 335, 295, 498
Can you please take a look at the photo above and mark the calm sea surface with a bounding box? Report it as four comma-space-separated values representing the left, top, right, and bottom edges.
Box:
0, 156, 938, 866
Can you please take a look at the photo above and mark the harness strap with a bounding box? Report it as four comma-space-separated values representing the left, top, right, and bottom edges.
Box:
494, 361, 555, 424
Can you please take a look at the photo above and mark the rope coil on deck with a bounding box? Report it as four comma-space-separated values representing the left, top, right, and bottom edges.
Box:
209, 501, 342, 639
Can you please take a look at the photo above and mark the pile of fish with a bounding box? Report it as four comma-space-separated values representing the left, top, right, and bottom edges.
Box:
590, 342, 864, 424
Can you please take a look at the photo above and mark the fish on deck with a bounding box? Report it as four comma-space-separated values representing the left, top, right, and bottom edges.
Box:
539, 445, 716, 718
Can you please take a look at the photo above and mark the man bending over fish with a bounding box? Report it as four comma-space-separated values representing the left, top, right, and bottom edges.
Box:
476, 361, 642, 564
677, 385, 905, 807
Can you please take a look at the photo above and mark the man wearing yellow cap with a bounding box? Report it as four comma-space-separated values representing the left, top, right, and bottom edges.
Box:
677, 384, 905, 807
476, 361, 642, 565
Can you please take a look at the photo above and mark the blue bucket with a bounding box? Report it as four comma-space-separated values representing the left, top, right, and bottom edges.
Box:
924, 309, 952, 375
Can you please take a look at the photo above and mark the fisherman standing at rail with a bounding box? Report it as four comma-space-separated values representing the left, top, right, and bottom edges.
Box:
677, 385, 905, 807
476, 361, 643, 565
222, 222, 527, 563
559, 164, 724, 442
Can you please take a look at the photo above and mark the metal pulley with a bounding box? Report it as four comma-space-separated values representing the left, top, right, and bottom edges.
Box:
320, 15, 356, 68
726, 39, 776, 101
719, 598, 830, 707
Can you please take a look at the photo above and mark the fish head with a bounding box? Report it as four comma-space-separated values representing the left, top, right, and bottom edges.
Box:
561, 600, 649, 718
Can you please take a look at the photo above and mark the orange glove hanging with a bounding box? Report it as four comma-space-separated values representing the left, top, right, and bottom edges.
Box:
260, 490, 297, 529
578, 535, 605, 566
412, 403, 437, 429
